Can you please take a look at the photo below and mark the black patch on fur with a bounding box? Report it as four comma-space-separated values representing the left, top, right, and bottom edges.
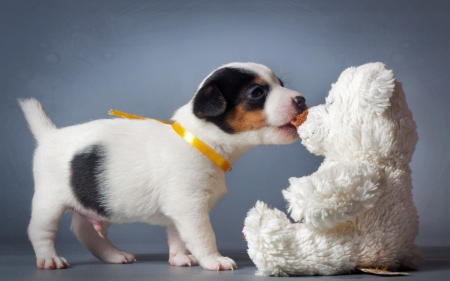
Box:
193, 67, 264, 133
70, 144, 110, 217
192, 84, 227, 118
243, 84, 270, 112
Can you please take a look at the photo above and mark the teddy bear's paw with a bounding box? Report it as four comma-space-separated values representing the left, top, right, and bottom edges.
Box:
243, 201, 295, 272
283, 162, 384, 229
243, 201, 291, 237
283, 177, 315, 224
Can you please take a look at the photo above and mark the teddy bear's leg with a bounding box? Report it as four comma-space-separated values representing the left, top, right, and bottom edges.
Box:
243, 201, 357, 276
243, 201, 295, 277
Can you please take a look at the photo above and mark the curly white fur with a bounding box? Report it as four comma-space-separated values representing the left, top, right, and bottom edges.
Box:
243, 62, 422, 276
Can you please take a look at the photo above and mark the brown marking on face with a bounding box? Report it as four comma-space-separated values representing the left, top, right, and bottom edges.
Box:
253, 76, 268, 86
226, 105, 268, 133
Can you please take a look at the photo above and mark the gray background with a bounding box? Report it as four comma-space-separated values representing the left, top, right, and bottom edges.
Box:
1, 0, 449, 255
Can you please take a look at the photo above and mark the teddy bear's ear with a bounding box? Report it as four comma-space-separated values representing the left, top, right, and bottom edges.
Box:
359, 62, 395, 115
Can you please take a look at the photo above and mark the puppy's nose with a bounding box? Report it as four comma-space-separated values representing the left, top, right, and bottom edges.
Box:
293, 96, 306, 112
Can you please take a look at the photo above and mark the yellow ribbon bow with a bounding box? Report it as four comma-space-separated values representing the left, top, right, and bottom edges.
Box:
108, 109, 232, 172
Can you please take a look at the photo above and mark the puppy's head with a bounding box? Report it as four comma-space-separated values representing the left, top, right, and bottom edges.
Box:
192, 62, 307, 145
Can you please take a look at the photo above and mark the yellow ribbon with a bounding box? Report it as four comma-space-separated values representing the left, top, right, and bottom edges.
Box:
108, 109, 232, 172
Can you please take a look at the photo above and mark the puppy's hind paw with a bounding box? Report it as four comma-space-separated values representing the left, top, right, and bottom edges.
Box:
201, 255, 237, 271
169, 253, 198, 267
99, 250, 136, 264
37, 256, 69, 270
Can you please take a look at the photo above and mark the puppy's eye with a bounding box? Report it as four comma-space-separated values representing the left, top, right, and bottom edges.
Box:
248, 87, 265, 99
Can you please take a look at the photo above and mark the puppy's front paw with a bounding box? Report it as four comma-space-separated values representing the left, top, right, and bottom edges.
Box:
169, 253, 198, 267
37, 256, 69, 269
200, 255, 237, 271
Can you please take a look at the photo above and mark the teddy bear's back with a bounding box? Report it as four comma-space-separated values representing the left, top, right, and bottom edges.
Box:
353, 165, 421, 270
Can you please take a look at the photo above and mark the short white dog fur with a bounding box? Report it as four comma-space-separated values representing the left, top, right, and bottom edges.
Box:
243, 62, 422, 276
20, 62, 307, 270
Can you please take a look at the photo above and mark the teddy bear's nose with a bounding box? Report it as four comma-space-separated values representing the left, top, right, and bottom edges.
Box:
294, 96, 306, 112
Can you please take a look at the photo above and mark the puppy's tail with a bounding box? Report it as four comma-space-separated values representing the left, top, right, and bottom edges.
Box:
18, 98, 57, 141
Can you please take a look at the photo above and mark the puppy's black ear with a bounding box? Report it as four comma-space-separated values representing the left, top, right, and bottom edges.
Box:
193, 84, 227, 118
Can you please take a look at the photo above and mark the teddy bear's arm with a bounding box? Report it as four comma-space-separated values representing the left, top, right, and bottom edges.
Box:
282, 161, 383, 229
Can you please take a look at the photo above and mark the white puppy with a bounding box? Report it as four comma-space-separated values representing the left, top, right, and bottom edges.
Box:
19, 62, 307, 270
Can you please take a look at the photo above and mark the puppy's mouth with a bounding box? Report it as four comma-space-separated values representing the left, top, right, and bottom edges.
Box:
275, 117, 298, 134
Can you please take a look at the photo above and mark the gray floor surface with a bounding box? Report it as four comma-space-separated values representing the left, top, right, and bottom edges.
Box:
1, 246, 449, 281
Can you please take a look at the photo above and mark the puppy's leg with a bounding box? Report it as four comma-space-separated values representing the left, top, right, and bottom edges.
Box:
173, 212, 236, 271
71, 213, 135, 264
167, 225, 198, 267
28, 199, 69, 269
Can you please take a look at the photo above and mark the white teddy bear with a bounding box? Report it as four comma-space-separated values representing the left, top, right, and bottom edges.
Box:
243, 62, 422, 276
